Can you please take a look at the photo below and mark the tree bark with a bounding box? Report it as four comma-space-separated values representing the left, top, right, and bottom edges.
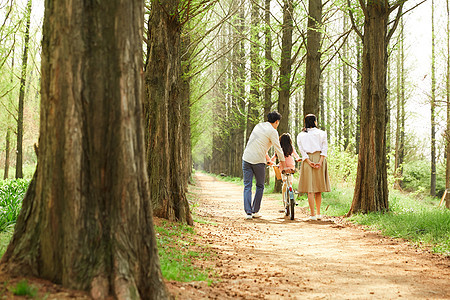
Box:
348, 1, 403, 215
3, 128, 10, 180
15, 0, 32, 179
431, 0, 437, 197
355, 37, 361, 154
144, 0, 193, 225
181, 31, 193, 185
446, 0, 450, 208
246, 0, 261, 142
342, 15, 350, 150
303, 0, 322, 117
394, 19, 405, 189
264, 0, 273, 185
1, 1, 168, 298
275, 0, 294, 193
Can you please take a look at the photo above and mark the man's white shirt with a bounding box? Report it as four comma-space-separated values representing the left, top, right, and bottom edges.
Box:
243, 122, 285, 164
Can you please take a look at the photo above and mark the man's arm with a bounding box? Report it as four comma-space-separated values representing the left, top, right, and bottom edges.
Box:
270, 130, 285, 162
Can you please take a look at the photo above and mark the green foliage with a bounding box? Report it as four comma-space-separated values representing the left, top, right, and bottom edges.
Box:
350, 208, 450, 256
1, 163, 37, 180
11, 280, 38, 297
0, 178, 29, 232
327, 147, 358, 185
155, 220, 213, 283
401, 160, 446, 196
0, 230, 13, 257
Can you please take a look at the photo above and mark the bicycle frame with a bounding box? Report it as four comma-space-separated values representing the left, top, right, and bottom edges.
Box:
281, 169, 296, 220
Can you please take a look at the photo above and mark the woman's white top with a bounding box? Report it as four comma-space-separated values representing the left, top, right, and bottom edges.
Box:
242, 122, 285, 164
296, 127, 328, 160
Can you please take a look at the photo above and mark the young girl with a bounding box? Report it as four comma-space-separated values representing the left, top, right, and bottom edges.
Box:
270, 133, 301, 207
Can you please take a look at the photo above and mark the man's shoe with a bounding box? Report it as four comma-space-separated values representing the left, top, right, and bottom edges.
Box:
252, 212, 261, 218
245, 214, 253, 220
316, 214, 322, 220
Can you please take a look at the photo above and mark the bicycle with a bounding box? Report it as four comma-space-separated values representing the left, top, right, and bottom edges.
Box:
272, 164, 297, 220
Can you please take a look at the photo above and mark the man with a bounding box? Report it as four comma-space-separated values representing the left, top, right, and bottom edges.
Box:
242, 111, 286, 219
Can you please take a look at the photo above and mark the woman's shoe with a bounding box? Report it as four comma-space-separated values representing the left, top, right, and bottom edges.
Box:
305, 215, 317, 221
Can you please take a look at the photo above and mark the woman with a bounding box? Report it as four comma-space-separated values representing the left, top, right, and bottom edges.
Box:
297, 114, 330, 220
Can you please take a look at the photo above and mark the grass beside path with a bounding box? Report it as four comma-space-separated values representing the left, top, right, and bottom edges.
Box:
208, 171, 450, 256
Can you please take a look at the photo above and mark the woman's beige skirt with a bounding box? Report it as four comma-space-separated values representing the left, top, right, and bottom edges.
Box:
298, 151, 330, 193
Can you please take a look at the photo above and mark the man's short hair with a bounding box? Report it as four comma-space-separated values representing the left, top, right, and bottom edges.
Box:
267, 111, 282, 123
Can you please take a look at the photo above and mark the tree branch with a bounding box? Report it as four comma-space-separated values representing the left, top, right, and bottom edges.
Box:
386, 3, 403, 44
347, 0, 363, 40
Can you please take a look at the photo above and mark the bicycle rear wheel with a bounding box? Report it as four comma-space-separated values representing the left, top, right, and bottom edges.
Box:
289, 193, 295, 220
285, 189, 290, 216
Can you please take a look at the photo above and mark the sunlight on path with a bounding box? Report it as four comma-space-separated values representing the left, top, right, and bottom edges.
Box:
190, 172, 450, 300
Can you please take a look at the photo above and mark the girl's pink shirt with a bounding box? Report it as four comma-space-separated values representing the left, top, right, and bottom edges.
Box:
270, 148, 300, 172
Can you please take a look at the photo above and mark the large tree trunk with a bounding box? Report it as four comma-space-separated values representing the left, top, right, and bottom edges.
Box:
15, 0, 32, 179
1, 1, 168, 298
303, 0, 322, 117
144, 0, 192, 225
275, 0, 294, 193
348, 1, 403, 215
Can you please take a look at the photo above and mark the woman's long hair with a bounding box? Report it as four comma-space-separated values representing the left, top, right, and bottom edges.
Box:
302, 114, 317, 132
280, 133, 293, 157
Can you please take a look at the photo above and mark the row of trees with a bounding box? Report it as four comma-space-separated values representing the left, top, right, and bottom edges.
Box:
0, 0, 39, 180
0, 0, 449, 298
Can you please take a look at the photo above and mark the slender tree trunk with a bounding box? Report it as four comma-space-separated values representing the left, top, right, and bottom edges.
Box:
342, 15, 350, 150
386, 57, 391, 166
4, 128, 10, 180
303, 0, 322, 117
264, 0, 273, 185
181, 30, 192, 184
319, 73, 324, 128
325, 68, 331, 134
356, 36, 361, 154
144, 0, 192, 224
1, 1, 168, 298
431, 0, 437, 197
228, 0, 246, 178
446, 0, 450, 208
15, 0, 32, 179
246, 0, 261, 142
334, 66, 340, 147
395, 19, 405, 189
348, 1, 403, 215
275, 0, 294, 193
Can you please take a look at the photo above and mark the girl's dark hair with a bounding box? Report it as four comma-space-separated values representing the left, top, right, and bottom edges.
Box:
302, 114, 317, 132
280, 133, 293, 157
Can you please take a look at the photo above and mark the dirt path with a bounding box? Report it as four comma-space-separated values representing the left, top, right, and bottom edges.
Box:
167, 172, 450, 300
